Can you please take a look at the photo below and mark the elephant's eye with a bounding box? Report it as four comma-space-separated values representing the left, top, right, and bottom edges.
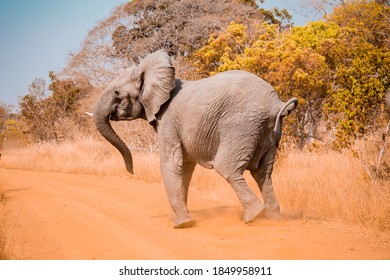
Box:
114, 90, 120, 96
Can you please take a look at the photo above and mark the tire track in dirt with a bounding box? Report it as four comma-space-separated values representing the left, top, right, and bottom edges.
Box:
1, 168, 389, 259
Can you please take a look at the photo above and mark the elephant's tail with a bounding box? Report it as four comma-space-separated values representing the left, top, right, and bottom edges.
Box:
273, 97, 298, 143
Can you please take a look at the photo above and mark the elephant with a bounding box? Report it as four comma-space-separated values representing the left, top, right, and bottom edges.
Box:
93, 49, 298, 228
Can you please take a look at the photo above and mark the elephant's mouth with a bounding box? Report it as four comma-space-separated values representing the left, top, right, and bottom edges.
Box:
108, 104, 119, 121
108, 105, 126, 121
109, 111, 134, 121
109, 112, 120, 121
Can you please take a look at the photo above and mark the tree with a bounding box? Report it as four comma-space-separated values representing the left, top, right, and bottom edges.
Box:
0, 103, 23, 149
328, 0, 390, 48
112, 0, 264, 61
62, 5, 131, 87
323, 1, 390, 147
19, 78, 51, 141
258, 7, 293, 30
19, 74, 92, 142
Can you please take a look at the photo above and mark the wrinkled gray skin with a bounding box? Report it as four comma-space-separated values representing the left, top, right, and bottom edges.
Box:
93, 49, 298, 228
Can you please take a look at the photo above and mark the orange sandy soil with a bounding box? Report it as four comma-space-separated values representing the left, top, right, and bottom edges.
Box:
1, 168, 389, 260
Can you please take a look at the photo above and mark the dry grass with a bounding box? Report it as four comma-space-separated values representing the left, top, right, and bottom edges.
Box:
1, 136, 389, 233
0, 135, 161, 180
274, 149, 390, 232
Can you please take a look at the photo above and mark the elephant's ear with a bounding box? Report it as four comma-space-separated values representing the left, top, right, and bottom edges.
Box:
137, 49, 175, 123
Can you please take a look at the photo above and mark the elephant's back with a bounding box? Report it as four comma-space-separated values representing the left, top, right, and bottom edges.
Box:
179, 70, 276, 106
198, 70, 274, 96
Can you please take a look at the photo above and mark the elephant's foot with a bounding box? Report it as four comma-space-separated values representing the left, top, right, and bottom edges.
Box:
264, 202, 281, 220
264, 208, 281, 220
173, 214, 196, 229
243, 202, 266, 224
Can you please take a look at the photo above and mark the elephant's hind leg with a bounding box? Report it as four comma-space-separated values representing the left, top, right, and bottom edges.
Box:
229, 175, 265, 223
216, 168, 265, 223
250, 147, 281, 219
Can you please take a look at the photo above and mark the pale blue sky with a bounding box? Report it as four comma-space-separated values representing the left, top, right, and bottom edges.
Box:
0, 0, 125, 107
0, 0, 310, 108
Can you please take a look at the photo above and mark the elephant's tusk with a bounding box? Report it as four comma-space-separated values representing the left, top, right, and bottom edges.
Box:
85, 112, 94, 117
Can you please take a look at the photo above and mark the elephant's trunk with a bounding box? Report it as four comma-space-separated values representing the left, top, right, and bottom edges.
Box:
93, 91, 134, 174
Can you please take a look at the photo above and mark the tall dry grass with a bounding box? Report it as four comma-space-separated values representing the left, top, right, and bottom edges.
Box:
274, 150, 390, 232
1, 135, 389, 233
0, 135, 161, 181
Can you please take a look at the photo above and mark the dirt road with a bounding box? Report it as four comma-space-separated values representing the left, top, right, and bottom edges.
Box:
1, 168, 389, 260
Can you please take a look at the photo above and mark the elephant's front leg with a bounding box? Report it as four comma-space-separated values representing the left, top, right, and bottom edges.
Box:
160, 145, 196, 228
182, 161, 196, 204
